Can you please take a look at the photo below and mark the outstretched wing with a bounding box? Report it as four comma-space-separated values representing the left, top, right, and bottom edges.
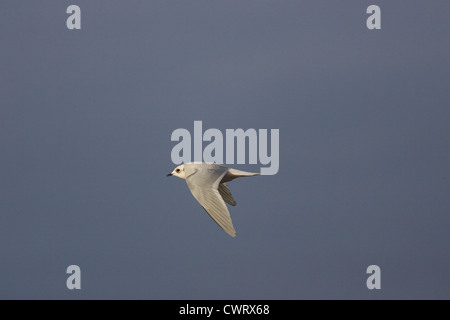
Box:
185, 166, 236, 237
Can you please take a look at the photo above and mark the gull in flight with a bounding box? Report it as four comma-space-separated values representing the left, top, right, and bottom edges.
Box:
167, 162, 260, 237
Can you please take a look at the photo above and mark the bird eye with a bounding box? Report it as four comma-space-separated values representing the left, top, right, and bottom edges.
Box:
176, 169, 180, 173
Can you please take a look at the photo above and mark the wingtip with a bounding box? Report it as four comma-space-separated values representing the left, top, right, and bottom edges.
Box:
225, 229, 236, 237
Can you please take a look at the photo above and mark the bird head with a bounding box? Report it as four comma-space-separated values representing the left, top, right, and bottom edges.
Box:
166, 164, 186, 179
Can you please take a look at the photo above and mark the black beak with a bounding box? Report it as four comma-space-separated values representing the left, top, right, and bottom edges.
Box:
166, 173, 173, 177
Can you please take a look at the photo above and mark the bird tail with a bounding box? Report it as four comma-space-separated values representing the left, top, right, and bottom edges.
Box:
225, 168, 260, 181
229, 168, 260, 177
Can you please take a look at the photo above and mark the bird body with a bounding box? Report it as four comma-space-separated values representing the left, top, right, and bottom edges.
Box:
167, 162, 259, 237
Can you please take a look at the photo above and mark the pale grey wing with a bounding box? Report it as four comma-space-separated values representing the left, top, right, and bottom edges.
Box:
185, 167, 236, 237
218, 183, 236, 206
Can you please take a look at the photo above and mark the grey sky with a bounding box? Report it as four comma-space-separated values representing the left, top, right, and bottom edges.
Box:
0, 1, 449, 299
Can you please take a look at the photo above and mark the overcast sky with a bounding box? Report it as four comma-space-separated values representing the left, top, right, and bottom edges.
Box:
0, 1, 449, 299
